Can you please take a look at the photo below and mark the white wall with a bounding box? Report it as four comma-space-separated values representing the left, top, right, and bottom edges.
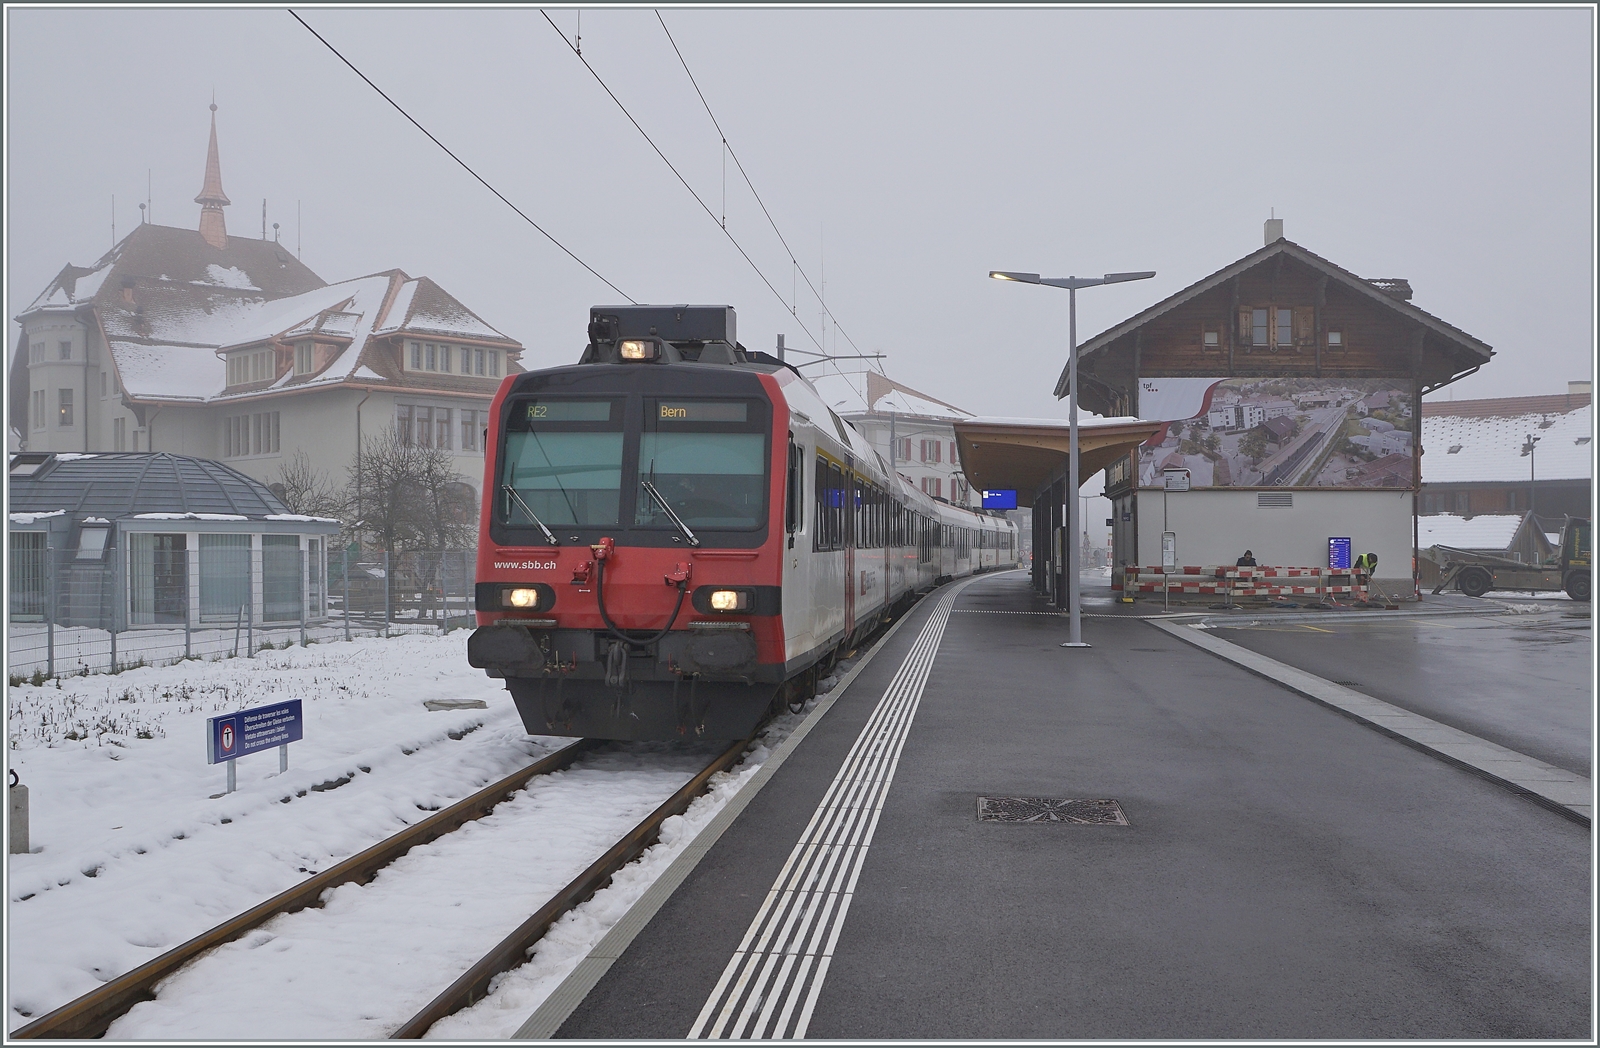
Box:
1134, 487, 1415, 581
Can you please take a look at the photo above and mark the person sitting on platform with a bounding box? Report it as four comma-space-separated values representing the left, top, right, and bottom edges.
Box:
1236, 549, 1257, 567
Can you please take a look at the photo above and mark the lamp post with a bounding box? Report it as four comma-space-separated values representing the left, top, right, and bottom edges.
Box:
1524, 432, 1540, 518
990, 268, 1155, 648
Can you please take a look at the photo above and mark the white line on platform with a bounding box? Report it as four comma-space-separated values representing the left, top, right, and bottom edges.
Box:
687, 579, 977, 1040
1148, 619, 1592, 825
511, 580, 956, 1040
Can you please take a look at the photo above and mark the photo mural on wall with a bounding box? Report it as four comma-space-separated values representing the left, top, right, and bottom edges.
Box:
1134, 377, 1415, 489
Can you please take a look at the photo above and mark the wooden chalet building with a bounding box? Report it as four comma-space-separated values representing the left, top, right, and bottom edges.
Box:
1052, 219, 1494, 595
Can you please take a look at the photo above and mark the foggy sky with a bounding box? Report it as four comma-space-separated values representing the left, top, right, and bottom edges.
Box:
7, 6, 1595, 427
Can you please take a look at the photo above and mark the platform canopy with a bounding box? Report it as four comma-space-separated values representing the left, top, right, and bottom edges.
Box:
951, 416, 1163, 507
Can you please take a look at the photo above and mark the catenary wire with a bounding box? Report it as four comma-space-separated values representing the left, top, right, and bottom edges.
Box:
654, 10, 884, 376
541, 9, 846, 360
288, 10, 634, 303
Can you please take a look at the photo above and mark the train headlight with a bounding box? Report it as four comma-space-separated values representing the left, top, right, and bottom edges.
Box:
708, 589, 748, 612
505, 588, 541, 609
619, 339, 659, 362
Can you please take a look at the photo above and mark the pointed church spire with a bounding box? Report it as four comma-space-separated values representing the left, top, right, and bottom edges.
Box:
195, 101, 230, 249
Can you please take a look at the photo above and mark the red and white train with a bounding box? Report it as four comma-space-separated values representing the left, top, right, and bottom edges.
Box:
469, 305, 1017, 741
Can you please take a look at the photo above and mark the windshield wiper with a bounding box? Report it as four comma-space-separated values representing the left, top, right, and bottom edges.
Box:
501, 484, 559, 546
640, 479, 700, 547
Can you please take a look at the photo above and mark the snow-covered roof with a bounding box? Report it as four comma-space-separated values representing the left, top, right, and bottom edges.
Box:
1416, 513, 1525, 551
16, 223, 521, 408
371, 276, 516, 343
1422, 403, 1591, 484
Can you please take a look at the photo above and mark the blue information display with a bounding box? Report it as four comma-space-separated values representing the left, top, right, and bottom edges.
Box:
981, 489, 1018, 510
1328, 536, 1352, 570
207, 700, 303, 765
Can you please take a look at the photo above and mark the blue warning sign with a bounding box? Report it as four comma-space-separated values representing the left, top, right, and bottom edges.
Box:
207, 700, 302, 765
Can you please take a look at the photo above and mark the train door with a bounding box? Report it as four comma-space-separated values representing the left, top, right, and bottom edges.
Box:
781, 433, 813, 663
843, 470, 857, 640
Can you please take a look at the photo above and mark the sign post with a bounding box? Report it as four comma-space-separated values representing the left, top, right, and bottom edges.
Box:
1161, 532, 1178, 612
207, 699, 303, 795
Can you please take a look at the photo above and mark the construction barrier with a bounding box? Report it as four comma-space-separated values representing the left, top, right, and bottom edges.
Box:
1120, 565, 1372, 603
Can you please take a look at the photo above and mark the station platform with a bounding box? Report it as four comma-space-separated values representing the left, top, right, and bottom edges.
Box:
542, 571, 1589, 1040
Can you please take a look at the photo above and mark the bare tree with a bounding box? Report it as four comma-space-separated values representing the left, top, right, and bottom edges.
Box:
272, 450, 343, 519
344, 433, 477, 620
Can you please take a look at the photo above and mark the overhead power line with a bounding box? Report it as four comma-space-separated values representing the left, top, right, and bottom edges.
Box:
288, 9, 634, 303
654, 11, 883, 376
543, 9, 866, 365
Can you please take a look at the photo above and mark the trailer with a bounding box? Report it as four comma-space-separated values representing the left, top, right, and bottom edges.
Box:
1431, 517, 1590, 601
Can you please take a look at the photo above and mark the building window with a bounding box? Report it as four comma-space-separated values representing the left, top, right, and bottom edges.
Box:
29, 341, 44, 364
199, 534, 251, 623
440, 345, 452, 373
474, 348, 485, 376
922, 477, 942, 499
436, 406, 452, 449
460, 409, 484, 452
225, 412, 280, 456
396, 405, 413, 446
920, 439, 941, 464
129, 533, 188, 625
227, 349, 275, 387
410, 341, 422, 370
1203, 328, 1220, 350
488, 350, 500, 377
295, 341, 314, 375
101, 371, 108, 398
59, 340, 72, 361
425, 344, 436, 371
114, 416, 127, 451
58, 389, 73, 428
31, 389, 45, 429
1252, 308, 1269, 347
1275, 308, 1293, 348
1327, 329, 1343, 350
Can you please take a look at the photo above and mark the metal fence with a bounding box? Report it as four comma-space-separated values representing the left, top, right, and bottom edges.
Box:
7, 547, 478, 680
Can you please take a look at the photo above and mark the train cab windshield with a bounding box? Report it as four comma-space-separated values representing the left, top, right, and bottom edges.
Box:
497, 394, 769, 539
500, 398, 626, 527
636, 399, 767, 531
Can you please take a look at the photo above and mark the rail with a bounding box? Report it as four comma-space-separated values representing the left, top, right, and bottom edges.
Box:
10, 738, 602, 1040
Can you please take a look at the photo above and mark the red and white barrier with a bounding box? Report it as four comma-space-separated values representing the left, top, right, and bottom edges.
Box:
1120, 565, 1369, 603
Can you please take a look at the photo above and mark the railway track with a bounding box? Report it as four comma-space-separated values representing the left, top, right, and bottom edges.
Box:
12, 734, 751, 1040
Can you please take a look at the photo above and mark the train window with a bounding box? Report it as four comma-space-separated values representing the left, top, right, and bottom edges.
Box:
637, 398, 768, 530
785, 437, 803, 538
501, 397, 625, 527
816, 458, 845, 552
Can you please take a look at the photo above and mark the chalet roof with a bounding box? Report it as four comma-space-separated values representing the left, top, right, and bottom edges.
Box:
1055, 238, 1495, 398
7, 452, 291, 521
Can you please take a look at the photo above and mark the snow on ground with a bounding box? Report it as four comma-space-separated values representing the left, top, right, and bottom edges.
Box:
7, 633, 552, 1031
8, 628, 859, 1038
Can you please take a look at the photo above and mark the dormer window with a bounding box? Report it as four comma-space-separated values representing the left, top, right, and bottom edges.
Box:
226, 348, 275, 387
294, 341, 314, 375
405, 341, 500, 377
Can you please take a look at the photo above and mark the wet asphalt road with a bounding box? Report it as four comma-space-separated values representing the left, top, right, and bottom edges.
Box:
1206, 602, 1593, 777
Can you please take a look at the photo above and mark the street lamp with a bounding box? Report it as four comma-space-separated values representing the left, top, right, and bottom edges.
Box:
990, 268, 1155, 648
1523, 432, 1541, 517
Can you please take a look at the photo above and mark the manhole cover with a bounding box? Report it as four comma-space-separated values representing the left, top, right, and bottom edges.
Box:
978, 797, 1128, 825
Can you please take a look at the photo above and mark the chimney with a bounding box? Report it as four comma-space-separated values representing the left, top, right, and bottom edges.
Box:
1264, 217, 1283, 244
194, 102, 231, 250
